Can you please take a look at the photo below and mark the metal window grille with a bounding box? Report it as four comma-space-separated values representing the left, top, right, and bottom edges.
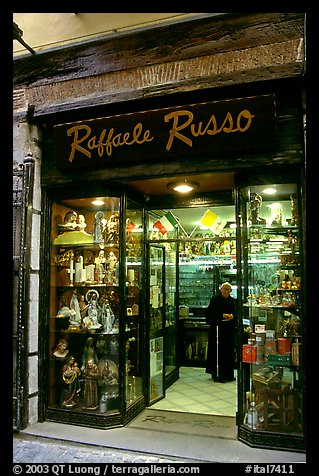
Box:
13, 156, 34, 431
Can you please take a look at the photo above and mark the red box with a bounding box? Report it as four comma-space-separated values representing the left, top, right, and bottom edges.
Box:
242, 344, 257, 363
276, 338, 291, 354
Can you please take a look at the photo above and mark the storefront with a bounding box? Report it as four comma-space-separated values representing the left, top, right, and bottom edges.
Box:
13, 13, 306, 453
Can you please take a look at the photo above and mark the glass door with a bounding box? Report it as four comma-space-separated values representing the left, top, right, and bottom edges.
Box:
163, 241, 179, 387
124, 199, 144, 408
147, 244, 166, 405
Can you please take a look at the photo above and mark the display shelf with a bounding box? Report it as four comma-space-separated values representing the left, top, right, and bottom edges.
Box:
46, 194, 144, 427
237, 183, 304, 449
179, 243, 237, 309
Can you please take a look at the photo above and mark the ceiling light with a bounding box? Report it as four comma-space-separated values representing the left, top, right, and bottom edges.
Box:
262, 187, 277, 195
92, 199, 105, 206
167, 180, 199, 193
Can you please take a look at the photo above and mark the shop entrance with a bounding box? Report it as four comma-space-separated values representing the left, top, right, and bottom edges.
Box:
145, 202, 238, 417
122, 172, 238, 417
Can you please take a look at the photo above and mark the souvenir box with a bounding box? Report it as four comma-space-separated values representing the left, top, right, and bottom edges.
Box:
242, 344, 257, 364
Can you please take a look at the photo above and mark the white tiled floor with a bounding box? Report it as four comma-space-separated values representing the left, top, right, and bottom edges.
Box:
150, 366, 237, 416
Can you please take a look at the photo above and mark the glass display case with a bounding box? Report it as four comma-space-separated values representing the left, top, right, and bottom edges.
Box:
178, 237, 237, 367
46, 192, 144, 428
237, 180, 305, 451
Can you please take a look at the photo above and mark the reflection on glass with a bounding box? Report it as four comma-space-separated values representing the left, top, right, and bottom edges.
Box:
125, 203, 143, 407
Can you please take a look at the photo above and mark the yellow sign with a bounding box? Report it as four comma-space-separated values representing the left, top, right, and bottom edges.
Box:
200, 210, 218, 227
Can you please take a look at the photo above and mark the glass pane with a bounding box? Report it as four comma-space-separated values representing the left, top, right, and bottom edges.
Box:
49, 196, 120, 415
163, 241, 177, 377
125, 203, 143, 407
239, 184, 304, 434
148, 245, 165, 403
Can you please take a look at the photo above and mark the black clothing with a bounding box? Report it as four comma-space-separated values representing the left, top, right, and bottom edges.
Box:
205, 291, 237, 382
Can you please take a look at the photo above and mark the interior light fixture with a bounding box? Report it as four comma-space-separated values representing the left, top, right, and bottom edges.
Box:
92, 199, 105, 206
262, 187, 277, 195
167, 180, 199, 193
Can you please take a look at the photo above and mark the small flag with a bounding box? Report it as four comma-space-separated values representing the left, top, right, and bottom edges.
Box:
164, 211, 178, 227
154, 220, 167, 234
200, 209, 218, 228
160, 216, 175, 232
211, 219, 227, 235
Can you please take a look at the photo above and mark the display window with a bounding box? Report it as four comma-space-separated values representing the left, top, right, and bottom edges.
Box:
47, 193, 144, 426
237, 181, 305, 448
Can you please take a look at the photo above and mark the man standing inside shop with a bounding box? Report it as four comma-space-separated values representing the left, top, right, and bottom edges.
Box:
205, 282, 237, 383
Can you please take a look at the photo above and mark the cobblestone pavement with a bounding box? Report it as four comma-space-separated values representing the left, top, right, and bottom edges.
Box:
13, 434, 202, 464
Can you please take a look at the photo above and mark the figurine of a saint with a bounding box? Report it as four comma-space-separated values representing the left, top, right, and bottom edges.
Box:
101, 298, 116, 334
107, 251, 118, 272
53, 338, 69, 359
69, 291, 82, 326
61, 355, 81, 408
83, 293, 102, 330
249, 193, 266, 225
81, 336, 98, 371
96, 335, 107, 358
78, 294, 88, 319
82, 359, 99, 410
96, 249, 106, 284
58, 210, 78, 234
76, 214, 90, 235
106, 213, 120, 242
93, 211, 105, 244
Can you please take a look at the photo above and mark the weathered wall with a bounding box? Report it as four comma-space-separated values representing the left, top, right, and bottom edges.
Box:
13, 13, 305, 118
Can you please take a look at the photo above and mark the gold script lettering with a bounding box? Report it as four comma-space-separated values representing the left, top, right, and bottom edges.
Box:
66, 123, 153, 162
67, 125, 92, 163
165, 109, 255, 151
237, 110, 254, 132
165, 110, 194, 151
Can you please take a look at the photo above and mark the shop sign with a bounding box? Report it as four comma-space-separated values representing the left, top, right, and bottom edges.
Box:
54, 94, 276, 169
